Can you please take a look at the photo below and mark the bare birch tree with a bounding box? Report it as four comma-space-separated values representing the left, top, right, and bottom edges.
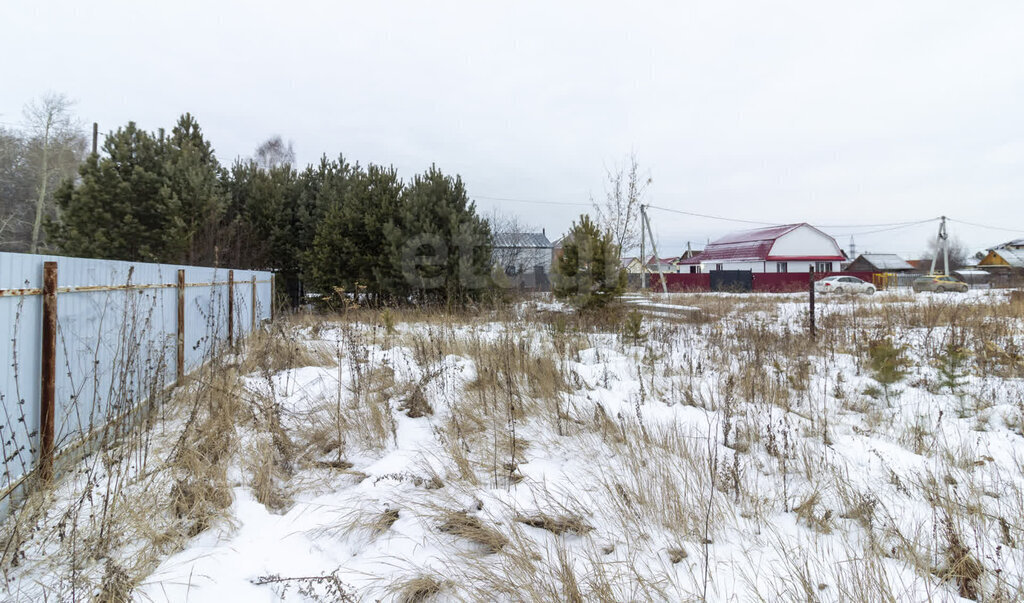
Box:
23, 93, 86, 253
254, 135, 296, 171
593, 152, 650, 255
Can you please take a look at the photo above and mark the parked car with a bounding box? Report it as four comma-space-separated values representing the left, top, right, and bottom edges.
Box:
912, 274, 968, 293
815, 276, 876, 295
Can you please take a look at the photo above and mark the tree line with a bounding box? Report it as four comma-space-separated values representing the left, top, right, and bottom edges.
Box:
3, 94, 633, 311
2, 99, 495, 307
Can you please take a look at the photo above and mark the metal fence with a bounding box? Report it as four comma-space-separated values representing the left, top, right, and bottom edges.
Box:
0, 252, 273, 512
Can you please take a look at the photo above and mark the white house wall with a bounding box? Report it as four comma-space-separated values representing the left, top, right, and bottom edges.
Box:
769, 226, 842, 258
699, 260, 837, 273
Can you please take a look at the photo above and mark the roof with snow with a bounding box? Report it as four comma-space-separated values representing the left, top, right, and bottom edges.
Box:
678, 223, 843, 264
493, 232, 552, 248
992, 238, 1024, 250
848, 254, 914, 271
984, 248, 1024, 268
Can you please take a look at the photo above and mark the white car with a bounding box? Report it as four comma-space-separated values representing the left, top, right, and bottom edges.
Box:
815, 275, 876, 295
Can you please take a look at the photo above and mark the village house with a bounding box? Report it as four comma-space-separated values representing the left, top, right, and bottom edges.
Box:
978, 238, 1024, 272
492, 231, 554, 290
845, 253, 914, 273
620, 257, 643, 274
678, 223, 845, 274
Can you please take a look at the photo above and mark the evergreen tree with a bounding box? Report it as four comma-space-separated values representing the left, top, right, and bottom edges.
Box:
553, 214, 626, 310
50, 122, 183, 262
386, 166, 492, 306
164, 113, 225, 265
309, 163, 403, 304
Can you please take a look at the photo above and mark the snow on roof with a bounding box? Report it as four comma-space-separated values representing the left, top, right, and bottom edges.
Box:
991, 248, 1024, 268
991, 238, 1024, 249
493, 232, 552, 248
855, 254, 914, 270
645, 255, 677, 265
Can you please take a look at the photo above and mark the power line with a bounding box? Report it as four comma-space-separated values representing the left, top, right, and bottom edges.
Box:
471, 194, 592, 208
815, 218, 937, 228
947, 218, 1024, 235
821, 218, 940, 237
643, 204, 779, 226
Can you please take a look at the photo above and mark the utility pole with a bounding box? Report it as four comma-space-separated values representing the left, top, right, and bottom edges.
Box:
92, 122, 98, 155
641, 205, 668, 294
929, 216, 949, 275
640, 206, 646, 291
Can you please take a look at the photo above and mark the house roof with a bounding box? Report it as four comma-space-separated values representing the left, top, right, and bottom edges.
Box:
493, 232, 552, 248
983, 248, 1024, 268
992, 238, 1024, 249
851, 254, 914, 271
679, 223, 843, 264
645, 255, 678, 266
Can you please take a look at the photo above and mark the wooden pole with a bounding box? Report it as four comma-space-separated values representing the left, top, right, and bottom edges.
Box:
251, 275, 257, 331
39, 261, 57, 481
91, 122, 98, 155
227, 270, 235, 347
808, 267, 816, 339
176, 269, 185, 381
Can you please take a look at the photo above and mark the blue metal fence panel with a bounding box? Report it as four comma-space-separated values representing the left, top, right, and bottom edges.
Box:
0, 253, 273, 505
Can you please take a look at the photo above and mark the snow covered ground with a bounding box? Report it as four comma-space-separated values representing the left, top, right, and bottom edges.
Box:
3, 290, 1024, 601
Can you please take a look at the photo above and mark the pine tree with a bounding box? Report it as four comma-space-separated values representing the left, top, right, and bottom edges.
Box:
164, 113, 225, 265
50, 122, 182, 262
553, 214, 626, 310
309, 163, 403, 304
387, 166, 492, 306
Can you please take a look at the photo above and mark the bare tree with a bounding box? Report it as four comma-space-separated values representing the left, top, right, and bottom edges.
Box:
487, 209, 535, 274
23, 93, 86, 253
593, 152, 650, 254
254, 135, 295, 171
0, 128, 30, 249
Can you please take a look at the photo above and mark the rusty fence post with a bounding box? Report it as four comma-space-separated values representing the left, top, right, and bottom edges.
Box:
39, 261, 57, 482
251, 275, 257, 332
177, 269, 185, 382
809, 267, 816, 339
227, 270, 235, 348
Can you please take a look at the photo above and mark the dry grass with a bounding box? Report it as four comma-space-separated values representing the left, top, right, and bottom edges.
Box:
8, 288, 1024, 601
436, 510, 509, 554
515, 512, 593, 536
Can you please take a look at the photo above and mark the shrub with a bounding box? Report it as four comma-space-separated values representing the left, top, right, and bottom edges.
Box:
552, 214, 626, 311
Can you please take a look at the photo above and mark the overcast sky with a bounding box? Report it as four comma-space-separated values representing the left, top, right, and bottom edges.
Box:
4, 0, 1023, 258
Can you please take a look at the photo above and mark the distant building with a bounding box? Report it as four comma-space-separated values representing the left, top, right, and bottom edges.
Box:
644, 255, 678, 274
678, 223, 844, 273
845, 253, 915, 273
621, 257, 643, 274
978, 239, 1024, 272
492, 231, 554, 290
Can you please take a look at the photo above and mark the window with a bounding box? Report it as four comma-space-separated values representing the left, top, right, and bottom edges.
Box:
815, 262, 833, 273
776, 262, 788, 273
690, 266, 700, 274
715, 263, 724, 271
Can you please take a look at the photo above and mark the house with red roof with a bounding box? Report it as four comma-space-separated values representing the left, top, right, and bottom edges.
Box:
678, 223, 845, 274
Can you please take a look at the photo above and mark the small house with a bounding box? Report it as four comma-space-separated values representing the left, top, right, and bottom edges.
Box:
493, 231, 554, 290
621, 257, 643, 274
845, 254, 914, 273
678, 223, 844, 273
